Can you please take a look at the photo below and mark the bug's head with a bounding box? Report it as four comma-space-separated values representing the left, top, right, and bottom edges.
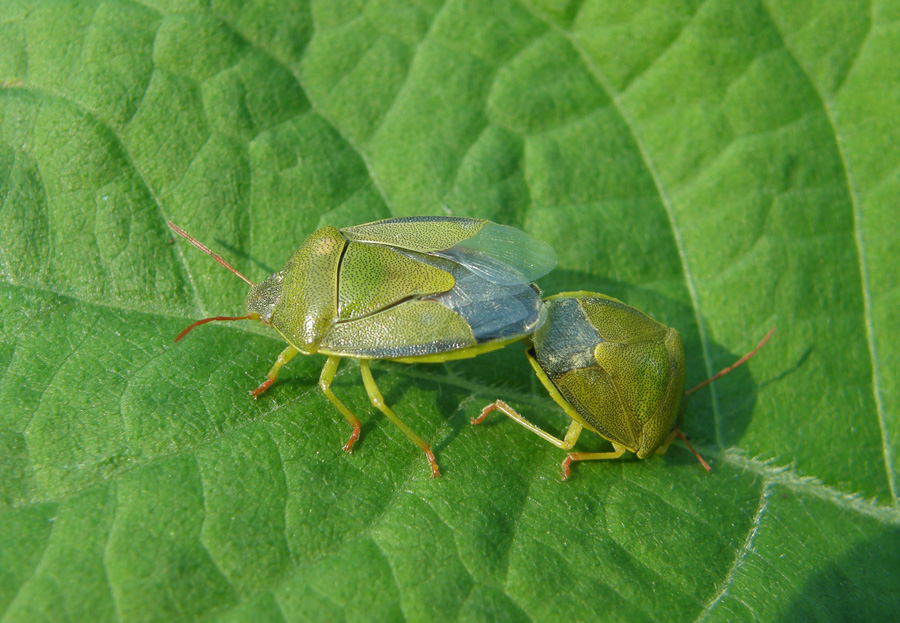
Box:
245, 271, 284, 324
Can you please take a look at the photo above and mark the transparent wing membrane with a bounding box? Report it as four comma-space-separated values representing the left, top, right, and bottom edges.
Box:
434, 222, 557, 285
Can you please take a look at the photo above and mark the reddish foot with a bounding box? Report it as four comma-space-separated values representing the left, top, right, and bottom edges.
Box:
561, 455, 574, 480
250, 378, 274, 399
425, 447, 441, 478
471, 402, 499, 425
342, 425, 361, 453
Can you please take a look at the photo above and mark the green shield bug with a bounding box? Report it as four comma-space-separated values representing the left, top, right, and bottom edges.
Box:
474, 291, 774, 478
168, 217, 557, 477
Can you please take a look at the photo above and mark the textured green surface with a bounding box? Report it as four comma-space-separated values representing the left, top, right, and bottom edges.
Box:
1, 1, 898, 622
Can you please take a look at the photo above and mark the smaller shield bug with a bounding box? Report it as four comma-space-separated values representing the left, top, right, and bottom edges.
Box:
474, 291, 774, 478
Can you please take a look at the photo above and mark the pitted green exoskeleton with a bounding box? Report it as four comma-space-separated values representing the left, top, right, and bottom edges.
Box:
169, 217, 557, 477
474, 291, 774, 478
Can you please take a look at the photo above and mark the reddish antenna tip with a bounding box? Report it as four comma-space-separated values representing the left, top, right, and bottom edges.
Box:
685, 326, 775, 397
168, 221, 255, 287
174, 315, 254, 342
675, 430, 712, 472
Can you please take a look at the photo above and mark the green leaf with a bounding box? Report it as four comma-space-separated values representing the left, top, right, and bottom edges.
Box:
2, 0, 898, 621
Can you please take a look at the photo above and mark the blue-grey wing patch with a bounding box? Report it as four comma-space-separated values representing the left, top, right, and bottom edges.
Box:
531, 296, 600, 377
407, 251, 546, 343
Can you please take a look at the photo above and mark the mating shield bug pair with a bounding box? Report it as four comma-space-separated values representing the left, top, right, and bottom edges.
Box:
169, 217, 771, 478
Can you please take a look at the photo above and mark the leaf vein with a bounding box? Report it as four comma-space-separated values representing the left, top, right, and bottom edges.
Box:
696, 480, 772, 622
758, 0, 897, 505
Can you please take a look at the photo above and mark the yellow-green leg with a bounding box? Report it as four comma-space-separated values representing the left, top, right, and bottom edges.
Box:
318, 356, 362, 452
475, 400, 630, 479
358, 359, 440, 478
251, 344, 300, 397
560, 445, 628, 480
477, 400, 607, 479
655, 429, 678, 456
474, 400, 584, 450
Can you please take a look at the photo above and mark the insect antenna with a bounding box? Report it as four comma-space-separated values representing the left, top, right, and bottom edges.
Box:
685, 327, 776, 397
174, 316, 255, 342
168, 222, 258, 342
674, 430, 712, 472
675, 326, 775, 472
168, 222, 255, 286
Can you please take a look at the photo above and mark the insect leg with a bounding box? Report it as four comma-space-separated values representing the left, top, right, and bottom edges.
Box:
358, 360, 440, 478
561, 445, 628, 480
251, 344, 300, 398
474, 400, 584, 451
318, 356, 362, 452
655, 429, 678, 455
